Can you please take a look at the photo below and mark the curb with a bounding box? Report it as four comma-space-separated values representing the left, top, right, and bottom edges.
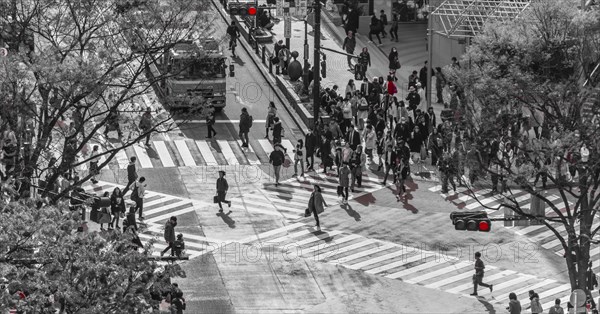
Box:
208, 0, 308, 137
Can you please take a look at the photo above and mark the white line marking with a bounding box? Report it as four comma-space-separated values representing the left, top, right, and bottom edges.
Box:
153, 141, 175, 167
133, 145, 153, 168
196, 140, 218, 166
175, 140, 196, 167
217, 140, 239, 165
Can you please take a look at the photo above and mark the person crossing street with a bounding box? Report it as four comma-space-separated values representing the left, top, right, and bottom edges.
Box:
239, 108, 253, 148
471, 252, 493, 296
160, 216, 178, 257
216, 170, 231, 212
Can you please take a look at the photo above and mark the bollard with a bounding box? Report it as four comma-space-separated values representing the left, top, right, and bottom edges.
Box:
261, 46, 266, 64
268, 56, 273, 74
254, 37, 259, 55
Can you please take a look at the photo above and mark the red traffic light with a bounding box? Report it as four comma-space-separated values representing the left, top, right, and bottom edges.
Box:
479, 221, 491, 232
248, 6, 257, 15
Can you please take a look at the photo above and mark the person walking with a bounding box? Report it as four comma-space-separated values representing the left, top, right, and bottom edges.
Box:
368, 15, 382, 45
342, 31, 356, 70
363, 125, 376, 163
293, 140, 305, 177
346, 124, 361, 151
470, 251, 492, 296
272, 117, 283, 144
507, 292, 522, 314
239, 108, 253, 148
122, 156, 137, 195
388, 48, 400, 80
358, 48, 371, 80
394, 158, 409, 200
130, 176, 147, 220
99, 191, 111, 231
89, 145, 100, 184
306, 184, 328, 231
527, 290, 543, 314
379, 10, 388, 38
435, 67, 446, 104
265, 102, 277, 139
381, 144, 396, 185
305, 128, 317, 171
226, 21, 239, 58
319, 134, 333, 173
338, 163, 351, 204
269, 144, 285, 186
160, 216, 178, 257
109, 187, 125, 230
205, 106, 217, 138
216, 170, 231, 212
389, 13, 398, 42
548, 298, 564, 314
139, 108, 153, 146
350, 145, 366, 192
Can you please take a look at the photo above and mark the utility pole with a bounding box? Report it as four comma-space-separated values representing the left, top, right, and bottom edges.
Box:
303, 17, 309, 91
426, 5, 433, 110
312, 0, 321, 128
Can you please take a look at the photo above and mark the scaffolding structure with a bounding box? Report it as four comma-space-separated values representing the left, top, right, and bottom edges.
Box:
431, 0, 531, 38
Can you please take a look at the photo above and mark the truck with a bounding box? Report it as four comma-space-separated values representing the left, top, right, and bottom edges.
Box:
147, 38, 228, 111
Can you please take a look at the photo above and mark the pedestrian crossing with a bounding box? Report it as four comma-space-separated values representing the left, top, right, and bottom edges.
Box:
82, 181, 217, 258
236, 170, 389, 220
428, 184, 600, 274
85, 138, 302, 170
243, 222, 597, 309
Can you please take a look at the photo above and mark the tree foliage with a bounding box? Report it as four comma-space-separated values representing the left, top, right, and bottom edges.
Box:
448, 0, 600, 293
0, 0, 215, 199
0, 198, 174, 313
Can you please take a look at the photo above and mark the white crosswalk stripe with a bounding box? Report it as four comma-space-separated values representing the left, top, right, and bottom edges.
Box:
153, 141, 175, 167
174, 140, 196, 167
196, 140, 218, 166
133, 144, 153, 168
217, 140, 239, 165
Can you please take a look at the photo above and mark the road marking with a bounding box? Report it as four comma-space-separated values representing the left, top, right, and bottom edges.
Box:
280, 139, 296, 161
133, 145, 153, 168
303, 234, 361, 258
154, 141, 175, 167
217, 140, 239, 165
265, 229, 313, 244
145, 200, 192, 216
116, 149, 129, 169
346, 249, 406, 270
145, 206, 197, 224
494, 279, 556, 305
196, 140, 218, 166
404, 261, 472, 284
384, 257, 446, 279
441, 269, 514, 293
424, 269, 478, 290
237, 222, 306, 244
258, 139, 274, 155
237, 140, 261, 164
329, 243, 396, 265
316, 239, 375, 261
365, 252, 430, 275
175, 140, 196, 167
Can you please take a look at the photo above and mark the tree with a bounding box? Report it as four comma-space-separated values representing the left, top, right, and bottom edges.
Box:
0, 197, 182, 313
446, 0, 600, 300
0, 0, 216, 200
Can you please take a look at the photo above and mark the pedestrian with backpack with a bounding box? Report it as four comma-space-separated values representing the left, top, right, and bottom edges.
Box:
130, 176, 146, 220
239, 108, 253, 148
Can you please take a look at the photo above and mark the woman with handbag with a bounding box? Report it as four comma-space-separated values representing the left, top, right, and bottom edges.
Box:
110, 187, 126, 230
265, 102, 277, 139
216, 171, 231, 212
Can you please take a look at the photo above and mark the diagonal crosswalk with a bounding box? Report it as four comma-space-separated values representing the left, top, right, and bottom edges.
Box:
242, 223, 595, 309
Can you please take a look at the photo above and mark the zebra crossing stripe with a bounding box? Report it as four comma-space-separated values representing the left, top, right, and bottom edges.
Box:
237, 222, 306, 244
319, 239, 377, 262
293, 230, 344, 248
236, 140, 261, 165
404, 261, 472, 284
133, 145, 154, 168
443, 269, 514, 294
154, 141, 175, 167
329, 243, 396, 265
174, 140, 196, 167
116, 149, 129, 169
385, 257, 449, 279
145, 206, 197, 224
424, 269, 478, 290
482, 274, 535, 294
142, 195, 179, 208
303, 234, 361, 259
196, 140, 218, 166
280, 139, 296, 161
265, 229, 314, 245
366, 252, 432, 275
536, 283, 571, 303
217, 140, 239, 165
258, 139, 274, 156
347, 249, 406, 270
145, 200, 192, 216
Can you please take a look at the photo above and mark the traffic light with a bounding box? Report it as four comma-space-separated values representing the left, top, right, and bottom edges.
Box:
229, 3, 257, 16
450, 211, 491, 232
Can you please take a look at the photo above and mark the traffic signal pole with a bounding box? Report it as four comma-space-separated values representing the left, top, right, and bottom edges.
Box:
312, 0, 321, 128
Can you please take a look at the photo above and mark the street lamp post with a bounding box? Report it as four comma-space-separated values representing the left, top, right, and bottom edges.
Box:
303, 17, 309, 91
312, 0, 321, 128
426, 5, 433, 110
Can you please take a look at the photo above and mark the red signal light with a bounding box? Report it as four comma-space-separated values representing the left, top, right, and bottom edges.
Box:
479, 221, 491, 232
248, 6, 257, 15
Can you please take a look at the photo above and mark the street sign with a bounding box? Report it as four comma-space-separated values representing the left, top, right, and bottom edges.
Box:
0, 48, 7, 57
284, 14, 291, 38
570, 289, 587, 313
276, 0, 284, 16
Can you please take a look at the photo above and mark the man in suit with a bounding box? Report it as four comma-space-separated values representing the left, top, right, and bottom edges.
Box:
381, 144, 396, 185
346, 124, 361, 151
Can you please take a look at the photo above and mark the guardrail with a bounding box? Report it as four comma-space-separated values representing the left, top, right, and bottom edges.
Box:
248, 33, 275, 75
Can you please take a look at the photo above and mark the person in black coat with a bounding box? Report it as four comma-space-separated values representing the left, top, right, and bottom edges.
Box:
305, 128, 317, 170
346, 124, 361, 150
109, 187, 126, 230
345, 6, 359, 35
272, 117, 283, 143
122, 156, 137, 195
319, 134, 332, 173
381, 144, 397, 185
